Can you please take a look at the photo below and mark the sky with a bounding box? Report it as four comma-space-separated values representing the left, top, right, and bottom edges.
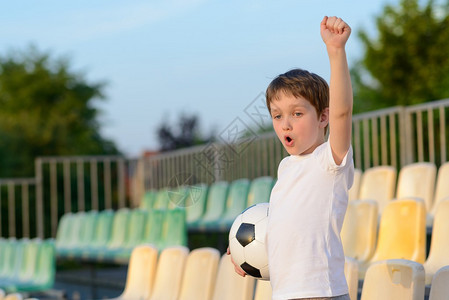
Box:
0, 0, 394, 157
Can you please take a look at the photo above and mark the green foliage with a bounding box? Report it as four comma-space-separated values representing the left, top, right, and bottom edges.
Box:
0, 46, 119, 177
352, 0, 449, 112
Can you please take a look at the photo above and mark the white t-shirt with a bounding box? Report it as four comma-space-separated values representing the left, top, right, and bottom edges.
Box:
267, 141, 354, 299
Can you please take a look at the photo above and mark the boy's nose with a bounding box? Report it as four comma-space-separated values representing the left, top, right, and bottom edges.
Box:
282, 118, 292, 131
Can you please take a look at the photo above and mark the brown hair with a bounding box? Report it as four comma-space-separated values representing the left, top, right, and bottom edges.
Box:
266, 69, 329, 116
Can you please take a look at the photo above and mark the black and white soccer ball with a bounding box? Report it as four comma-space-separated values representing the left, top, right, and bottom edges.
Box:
229, 202, 270, 280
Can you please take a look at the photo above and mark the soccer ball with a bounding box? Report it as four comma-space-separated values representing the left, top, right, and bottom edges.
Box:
228, 202, 270, 280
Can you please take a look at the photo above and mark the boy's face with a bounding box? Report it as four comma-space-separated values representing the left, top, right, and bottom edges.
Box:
270, 91, 328, 156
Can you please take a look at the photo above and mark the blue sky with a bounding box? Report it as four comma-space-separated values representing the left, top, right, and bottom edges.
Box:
0, 0, 393, 156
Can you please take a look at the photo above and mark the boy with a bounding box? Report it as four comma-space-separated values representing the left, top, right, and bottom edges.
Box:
228, 16, 353, 300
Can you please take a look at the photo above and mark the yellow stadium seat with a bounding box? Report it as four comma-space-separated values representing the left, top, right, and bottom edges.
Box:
423, 199, 449, 284
428, 162, 449, 226
348, 168, 362, 201
358, 165, 396, 214
253, 280, 272, 300
212, 254, 255, 300
361, 259, 425, 300
4, 294, 23, 300
109, 245, 158, 300
360, 198, 426, 278
396, 162, 437, 211
345, 257, 359, 300
429, 265, 449, 300
178, 247, 220, 300
149, 246, 189, 300
341, 200, 378, 263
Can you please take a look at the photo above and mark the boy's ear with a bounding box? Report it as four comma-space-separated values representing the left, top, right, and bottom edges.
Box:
319, 108, 329, 128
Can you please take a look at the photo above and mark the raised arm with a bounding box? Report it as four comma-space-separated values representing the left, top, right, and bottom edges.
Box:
320, 16, 353, 165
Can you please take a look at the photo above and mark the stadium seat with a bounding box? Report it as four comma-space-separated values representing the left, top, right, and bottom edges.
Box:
4, 294, 22, 300
24, 239, 56, 292
95, 208, 131, 261
0, 239, 41, 292
140, 190, 157, 210
344, 257, 359, 300
218, 178, 251, 230
428, 265, 449, 300
109, 245, 158, 300
60, 210, 98, 259
360, 259, 425, 300
185, 183, 209, 225
56, 212, 85, 256
348, 168, 362, 201
178, 247, 220, 300
167, 186, 190, 209
0, 238, 16, 280
423, 199, 449, 284
360, 198, 426, 277
152, 188, 171, 210
246, 176, 275, 207
427, 162, 449, 226
341, 200, 378, 263
107, 209, 148, 263
141, 209, 164, 247
253, 280, 272, 300
189, 181, 229, 231
157, 208, 187, 250
54, 212, 73, 251
396, 162, 437, 211
212, 254, 255, 300
358, 165, 396, 214
148, 246, 189, 300
81, 210, 114, 260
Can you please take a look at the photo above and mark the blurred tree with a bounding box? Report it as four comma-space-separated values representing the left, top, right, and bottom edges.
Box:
0, 46, 119, 177
157, 113, 214, 151
351, 0, 449, 112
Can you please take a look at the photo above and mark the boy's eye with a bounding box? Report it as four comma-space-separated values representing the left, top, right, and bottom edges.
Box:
273, 115, 281, 120
294, 112, 302, 117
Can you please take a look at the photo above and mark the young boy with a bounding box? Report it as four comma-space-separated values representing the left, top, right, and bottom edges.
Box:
228, 16, 353, 300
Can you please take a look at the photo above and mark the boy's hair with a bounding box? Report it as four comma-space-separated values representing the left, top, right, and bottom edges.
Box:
265, 69, 329, 117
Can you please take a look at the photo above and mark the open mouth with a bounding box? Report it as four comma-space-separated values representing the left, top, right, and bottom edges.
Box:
284, 135, 294, 146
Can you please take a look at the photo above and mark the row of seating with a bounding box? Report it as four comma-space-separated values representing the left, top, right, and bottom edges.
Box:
55, 207, 187, 263
140, 176, 275, 232
349, 161, 449, 227
107, 244, 449, 300
0, 238, 55, 293
140, 161, 449, 235
140, 177, 275, 232
341, 197, 449, 284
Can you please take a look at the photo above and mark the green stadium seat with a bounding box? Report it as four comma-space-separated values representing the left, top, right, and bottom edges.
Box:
152, 188, 171, 210
189, 181, 229, 232
54, 212, 73, 251
110, 209, 148, 263
60, 210, 98, 259
81, 210, 114, 260
95, 208, 131, 262
141, 209, 164, 247
167, 186, 190, 209
56, 212, 85, 257
157, 208, 187, 250
218, 178, 251, 230
246, 176, 275, 207
140, 190, 157, 210
185, 183, 209, 226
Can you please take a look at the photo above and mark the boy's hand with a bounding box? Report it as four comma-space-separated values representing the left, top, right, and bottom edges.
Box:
320, 16, 351, 49
227, 246, 247, 277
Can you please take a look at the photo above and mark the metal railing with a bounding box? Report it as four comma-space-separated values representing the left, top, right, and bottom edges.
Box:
144, 98, 449, 190
1, 98, 448, 238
